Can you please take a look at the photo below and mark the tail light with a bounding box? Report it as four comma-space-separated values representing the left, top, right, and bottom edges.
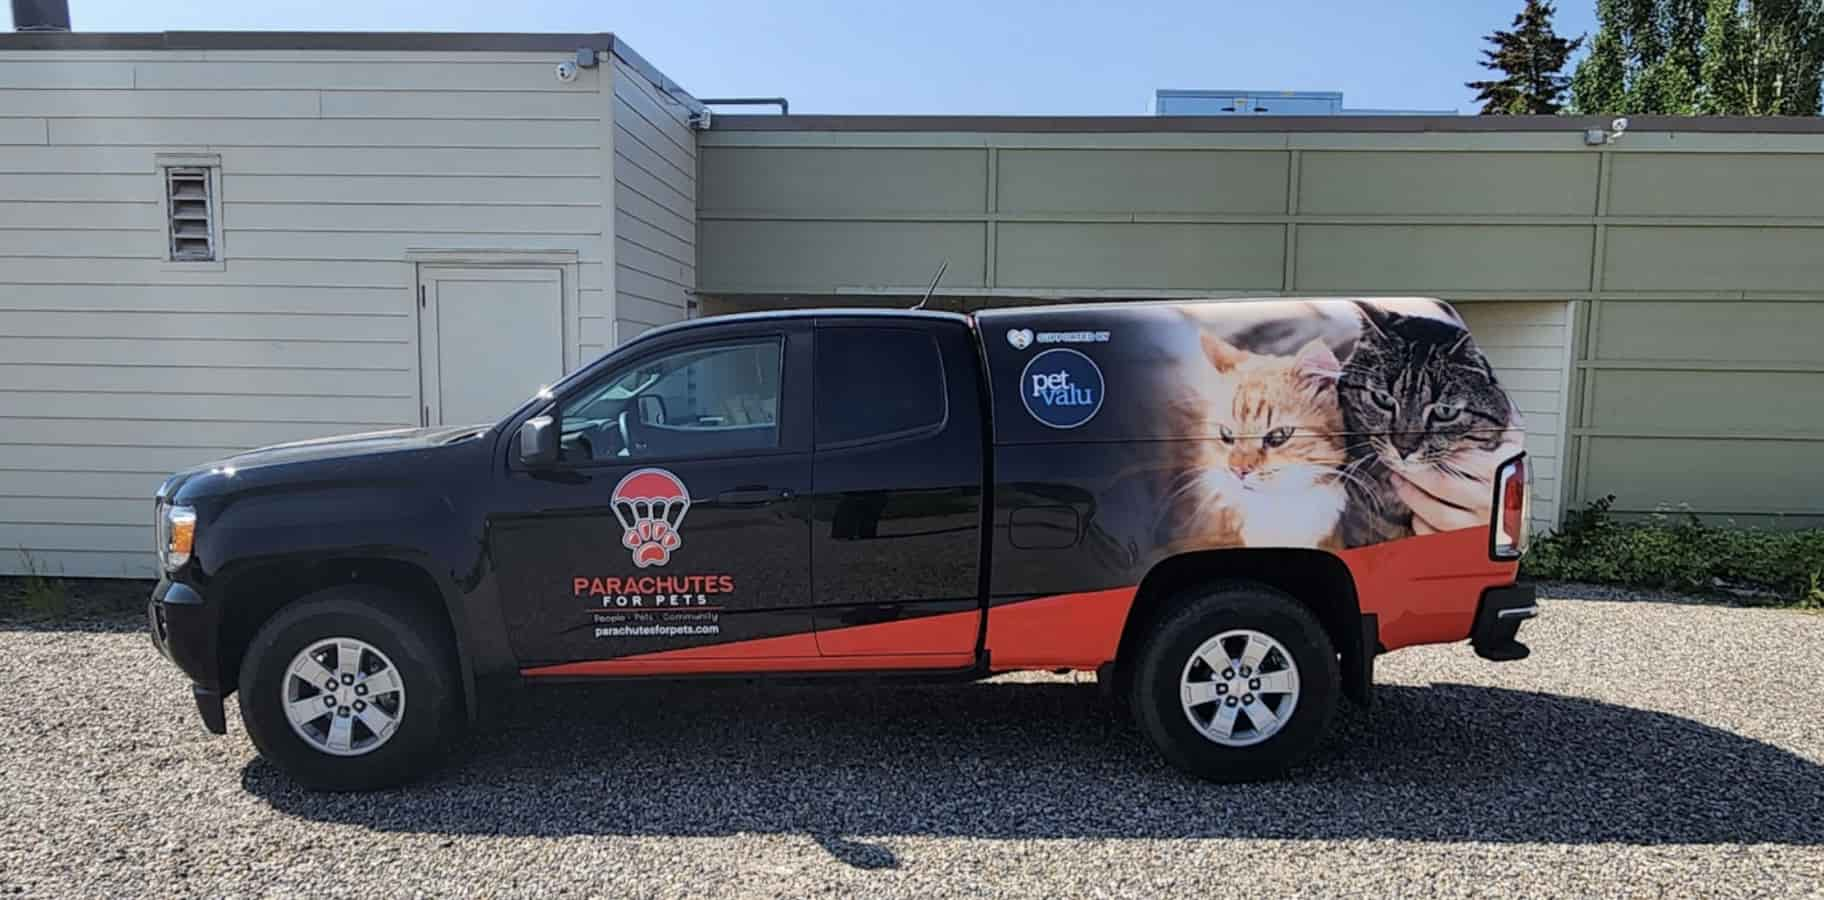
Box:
1491, 454, 1530, 560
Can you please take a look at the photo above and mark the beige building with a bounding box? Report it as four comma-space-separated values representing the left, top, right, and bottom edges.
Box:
1, 30, 1821, 577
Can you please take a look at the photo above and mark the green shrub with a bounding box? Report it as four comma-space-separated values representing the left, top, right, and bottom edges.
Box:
1521, 495, 1824, 605
5, 548, 71, 618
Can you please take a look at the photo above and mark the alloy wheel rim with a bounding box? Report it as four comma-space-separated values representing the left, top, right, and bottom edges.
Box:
1179, 628, 1300, 748
281, 637, 405, 757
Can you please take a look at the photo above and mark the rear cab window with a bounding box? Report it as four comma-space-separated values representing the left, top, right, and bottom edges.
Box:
813, 328, 947, 448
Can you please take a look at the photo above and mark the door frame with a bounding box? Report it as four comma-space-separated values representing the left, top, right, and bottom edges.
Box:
406, 249, 581, 427
491, 319, 820, 668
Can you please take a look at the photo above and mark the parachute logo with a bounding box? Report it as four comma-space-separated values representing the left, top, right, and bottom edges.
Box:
610, 468, 691, 568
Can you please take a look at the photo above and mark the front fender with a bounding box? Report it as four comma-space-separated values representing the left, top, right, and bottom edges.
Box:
189, 483, 489, 721
197, 483, 459, 567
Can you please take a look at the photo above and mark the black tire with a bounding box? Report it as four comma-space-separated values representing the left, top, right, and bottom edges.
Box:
1128, 581, 1340, 782
238, 585, 460, 791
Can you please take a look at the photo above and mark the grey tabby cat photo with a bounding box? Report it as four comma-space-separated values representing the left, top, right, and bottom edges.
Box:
1336, 302, 1517, 547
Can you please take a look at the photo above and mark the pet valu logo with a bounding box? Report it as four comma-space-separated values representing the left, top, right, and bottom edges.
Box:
1020, 348, 1104, 429
1006, 327, 1034, 350
609, 468, 691, 567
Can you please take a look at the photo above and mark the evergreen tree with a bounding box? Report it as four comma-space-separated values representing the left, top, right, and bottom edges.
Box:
1468, 0, 1586, 113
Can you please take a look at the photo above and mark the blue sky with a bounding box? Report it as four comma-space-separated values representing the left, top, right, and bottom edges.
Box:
23, 1, 1601, 115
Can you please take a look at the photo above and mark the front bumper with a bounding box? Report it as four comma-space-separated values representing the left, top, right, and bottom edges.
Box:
148, 578, 227, 734
1469, 583, 1538, 662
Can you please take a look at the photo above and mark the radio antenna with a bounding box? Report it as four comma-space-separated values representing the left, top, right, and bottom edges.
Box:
911, 260, 948, 310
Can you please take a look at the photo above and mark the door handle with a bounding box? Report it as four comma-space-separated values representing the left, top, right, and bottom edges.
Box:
716, 487, 794, 506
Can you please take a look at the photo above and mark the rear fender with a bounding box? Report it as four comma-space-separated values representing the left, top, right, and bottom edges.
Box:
1116, 548, 1371, 705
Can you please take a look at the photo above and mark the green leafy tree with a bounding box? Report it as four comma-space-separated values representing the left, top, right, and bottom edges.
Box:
1571, 28, 1632, 111
1572, 0, 1824, 114
1468, 0, 1586, 113
1571, 0, 1706, 112
1699, 0, 1824, 114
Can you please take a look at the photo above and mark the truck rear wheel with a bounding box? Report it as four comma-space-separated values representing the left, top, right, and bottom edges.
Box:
1129, 582, 1339, 782
237, 586, 458, 791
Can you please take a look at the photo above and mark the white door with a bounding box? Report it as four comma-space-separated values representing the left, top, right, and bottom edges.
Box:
417, 265, 564, 426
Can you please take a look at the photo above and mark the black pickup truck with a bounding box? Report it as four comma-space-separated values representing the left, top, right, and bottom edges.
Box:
150, 299, 1537, 790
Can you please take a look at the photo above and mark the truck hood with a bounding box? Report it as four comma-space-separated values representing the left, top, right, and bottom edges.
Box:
215, 425, 492, 470
158, 424, 493, 502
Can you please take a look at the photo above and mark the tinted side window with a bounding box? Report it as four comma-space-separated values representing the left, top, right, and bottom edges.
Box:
815, 328, 946, 447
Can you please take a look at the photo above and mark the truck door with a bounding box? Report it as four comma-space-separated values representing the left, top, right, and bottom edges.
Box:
807, 318, 986, 663
491, 322, 817, 670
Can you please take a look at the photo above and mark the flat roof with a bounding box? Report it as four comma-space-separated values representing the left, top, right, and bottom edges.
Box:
1158, 89, 1347, 100
0, 30, 697, 111
709, 113, 1824, 134
0, 30, 617, 51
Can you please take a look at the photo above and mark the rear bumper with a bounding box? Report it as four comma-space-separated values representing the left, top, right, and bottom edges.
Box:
148, 578, 228, 734
1469, 583, 1538, 662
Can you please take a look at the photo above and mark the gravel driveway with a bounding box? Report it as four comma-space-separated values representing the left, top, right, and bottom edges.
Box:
3, 594, 1822, 898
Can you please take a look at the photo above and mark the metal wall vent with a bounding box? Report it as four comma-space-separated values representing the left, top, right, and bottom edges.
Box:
165, 167, 216, 262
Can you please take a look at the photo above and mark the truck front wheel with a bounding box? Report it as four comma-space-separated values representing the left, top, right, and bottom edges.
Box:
237, 586, 459, 791
1129, 582, 1340, 782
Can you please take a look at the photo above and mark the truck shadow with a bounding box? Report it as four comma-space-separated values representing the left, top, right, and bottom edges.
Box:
244, 679, 1824, 851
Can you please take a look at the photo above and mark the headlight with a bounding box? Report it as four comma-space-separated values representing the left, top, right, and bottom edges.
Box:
156, 501, 197, 570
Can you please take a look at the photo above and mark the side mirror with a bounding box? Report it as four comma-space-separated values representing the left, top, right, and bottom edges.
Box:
517, 415, 559, 467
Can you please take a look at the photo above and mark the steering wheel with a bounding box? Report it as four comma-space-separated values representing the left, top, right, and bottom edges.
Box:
562, 416, 627, 461
620, 409, 653, 456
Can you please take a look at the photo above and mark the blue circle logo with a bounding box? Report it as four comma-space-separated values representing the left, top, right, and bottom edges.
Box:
1019, 348, 1105, 429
